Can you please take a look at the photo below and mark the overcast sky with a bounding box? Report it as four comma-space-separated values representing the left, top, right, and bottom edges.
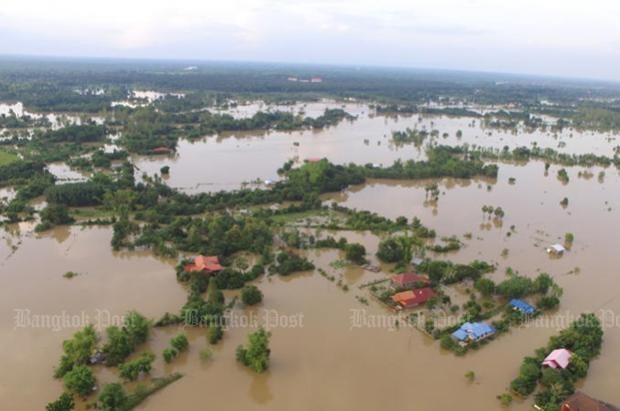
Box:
1, 0, 619, 80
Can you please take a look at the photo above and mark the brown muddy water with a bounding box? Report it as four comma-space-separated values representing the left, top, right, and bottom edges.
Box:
133, 102, 620, 193
1, 102, 620, 410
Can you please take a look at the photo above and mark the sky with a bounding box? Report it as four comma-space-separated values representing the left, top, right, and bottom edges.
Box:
1, 0, 620, 81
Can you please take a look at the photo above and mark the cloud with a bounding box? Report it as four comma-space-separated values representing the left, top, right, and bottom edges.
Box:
0, 0, 620, 80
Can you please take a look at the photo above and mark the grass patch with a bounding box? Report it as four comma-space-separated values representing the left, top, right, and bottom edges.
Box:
0, 150, 18, 166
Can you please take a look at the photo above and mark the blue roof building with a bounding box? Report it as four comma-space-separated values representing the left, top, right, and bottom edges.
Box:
509, 299, 536, 315
451, 322, 496, 343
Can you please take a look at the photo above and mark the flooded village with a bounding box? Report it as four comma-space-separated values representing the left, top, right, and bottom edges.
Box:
0, 62, 619, 411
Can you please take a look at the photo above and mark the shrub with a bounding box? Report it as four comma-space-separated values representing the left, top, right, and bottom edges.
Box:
97, 383, 128, 411
63, 365, 96, 397
162, 348, 178, 363
54, 325, 98, 378
119, 352, 155, 381
344, 243, 366, 264
208, 325, 224, 344
170, 334, 189, 352
46, 393, 74, 411
236, 328, 271, 373
240, 285, 263, 306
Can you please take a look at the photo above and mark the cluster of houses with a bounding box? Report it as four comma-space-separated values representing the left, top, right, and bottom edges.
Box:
389, 273, 436, 310
384, 270, 614, 410
449, 299, 537, 345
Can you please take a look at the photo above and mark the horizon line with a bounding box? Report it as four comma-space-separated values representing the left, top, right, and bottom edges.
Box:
1, 53, 619, 87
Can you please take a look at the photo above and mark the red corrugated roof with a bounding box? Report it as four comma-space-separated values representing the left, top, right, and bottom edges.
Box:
391, 288, 436, 308
184, 255, 223, 273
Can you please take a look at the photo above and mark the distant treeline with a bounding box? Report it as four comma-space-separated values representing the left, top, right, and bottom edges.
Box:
2, 58, 620, 113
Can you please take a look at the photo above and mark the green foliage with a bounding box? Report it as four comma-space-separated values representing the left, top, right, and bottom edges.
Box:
557, 168, 570, 183
208, 325, 224, 344
63, 365, 96, 397
213, 268, 246, 289
102, 311, 150, 366
46, 392, 74, 411
509, 313, 603, 406
36, 204, 74, 232
536, 295, 560, 310
533, 273, 554, 294
376, 238, 405, 263
120, 108, 178, 153
0, 160, 47, 184
270, 252, 315, 275
119, 352, 155, 381
45, 182, 105, 206
163, 348, 178, 363
497, 393, 513, 407
497, 275, 534, 299
510, 358, 540, 396
564, 232, 574, 246
440, 334, 457, 350
207, 277, 225, 305
344, 242, 366, 264
474, 278, 496, 296
0, 149, 19, 166
102, 326, 133, 366
236, 327, 271, 373
40, 124, 106, 143
240, 285, 263, 306
170, 334, 189, 352
55, 325, 98, 378
97, 383, 128, 411
391, 128, 429, 146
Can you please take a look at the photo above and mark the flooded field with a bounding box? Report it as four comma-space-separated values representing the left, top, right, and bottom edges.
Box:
134, 102, 620, 193
1, 101, 620, 410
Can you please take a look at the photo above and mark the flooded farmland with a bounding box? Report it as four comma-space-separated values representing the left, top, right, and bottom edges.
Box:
133, 101, 620, 193
2, 102, 620, 410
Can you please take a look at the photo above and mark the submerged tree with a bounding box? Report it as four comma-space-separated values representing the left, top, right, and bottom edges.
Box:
236, 327, 271, 373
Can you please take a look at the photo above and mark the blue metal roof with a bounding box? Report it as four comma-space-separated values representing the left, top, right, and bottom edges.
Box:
451, 329, 468, 341
452, 322, 496, 341
509, 299, 536, 314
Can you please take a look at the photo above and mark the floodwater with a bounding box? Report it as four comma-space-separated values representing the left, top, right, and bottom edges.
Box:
1, 101, 620, 410
133, 102, 620, 193
0, 102, 104, 130
0, 226, 184, 410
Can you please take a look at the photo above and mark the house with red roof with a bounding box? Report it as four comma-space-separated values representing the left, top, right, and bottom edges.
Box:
391, 288, 436, 309
184, 255, 224, 275
390, 273, 430, 289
